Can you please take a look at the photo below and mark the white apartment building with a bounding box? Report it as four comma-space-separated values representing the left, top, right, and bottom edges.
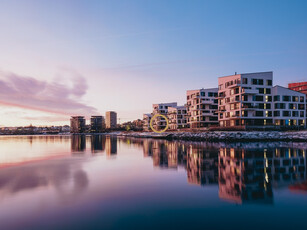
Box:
151, 102, 177, 131
218, 72, 274, 127
218, 71, 306, 128
186, 88, 219, 128
143, 113, 152, 131
272, 86, 306, 127
167, 105, 188, 130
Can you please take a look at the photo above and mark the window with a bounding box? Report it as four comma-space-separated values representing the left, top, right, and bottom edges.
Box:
253, 95, 263, 101
274, 111, 280, 116
267, 80, 272, 86
275, 103, 285, 109
242, 78, 248, 84
292, 111, 298, 117
200, 92, 205, 96
283, 96, 291, 102
300, 111, 304, 117
265, 88, 271, 94
252, 79, 257, 85
266, 111, 272, 117
292, 96, 299, 102
274, 95, 280, 101
242, 95, 248, 101
242, 111, 248, 117
266, 96, 272, 102
255, 111, 263, 117
300, 96, 304, 102
298, 104, 305, 110
282, 111, 291, 117
264, 103, 271, 109
258, 88, 264, 94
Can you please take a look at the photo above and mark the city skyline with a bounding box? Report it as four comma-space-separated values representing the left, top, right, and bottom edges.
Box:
1, 0, 307, 126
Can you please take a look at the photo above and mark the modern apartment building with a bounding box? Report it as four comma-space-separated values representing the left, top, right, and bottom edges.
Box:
90, 116, 105, 133
186, 88, 218, 128
288, 81, 307, 126
151, 102, 177, 131
70, 116, 86, 133
288, 81, 307, 95
143, 113, 152, 131
218, 72, 274, 127
105, 111, 117, 129
272, 86, 306, 127
167, 105, 188, 130
218, 71, 306, 128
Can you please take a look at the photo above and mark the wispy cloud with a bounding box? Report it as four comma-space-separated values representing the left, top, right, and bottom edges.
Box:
0, 70, 97, 116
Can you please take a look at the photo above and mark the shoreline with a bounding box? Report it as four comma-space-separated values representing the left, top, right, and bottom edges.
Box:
118, 130, 307, 142
1, 130, 307, 143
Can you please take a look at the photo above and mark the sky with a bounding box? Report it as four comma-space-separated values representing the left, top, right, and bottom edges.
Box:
0, 0, 307, 126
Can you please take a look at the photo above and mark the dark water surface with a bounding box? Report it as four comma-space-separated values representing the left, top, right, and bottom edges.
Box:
0, 135, 306, 230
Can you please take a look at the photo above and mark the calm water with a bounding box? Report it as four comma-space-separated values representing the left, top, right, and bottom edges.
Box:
0, 135, 307, 230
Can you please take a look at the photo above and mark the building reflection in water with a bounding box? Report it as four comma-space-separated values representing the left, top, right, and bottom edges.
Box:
140, 138, 307, 205
186, 142, 219, 186
71, 135, 86, 152
91, 135, 106, 153
106, 135, 117, 156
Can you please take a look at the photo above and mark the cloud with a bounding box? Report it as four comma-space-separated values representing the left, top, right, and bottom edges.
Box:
0, 70, 97, 116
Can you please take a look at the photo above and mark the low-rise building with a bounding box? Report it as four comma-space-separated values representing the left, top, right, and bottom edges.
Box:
151, 102, 177, 131
167, 105, 188, 130
187, 88, 218, 128
143, 113, 152, 131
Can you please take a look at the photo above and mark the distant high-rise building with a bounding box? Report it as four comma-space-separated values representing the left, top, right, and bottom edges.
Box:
90, 116, 105, 133
106, 111, 117, 129
70, 116, 86, 133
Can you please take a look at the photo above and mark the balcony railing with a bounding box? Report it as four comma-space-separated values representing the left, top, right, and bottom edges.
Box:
241, 88, 258, 94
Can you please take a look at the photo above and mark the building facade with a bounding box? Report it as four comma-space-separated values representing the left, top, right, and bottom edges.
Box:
186, 88, 218, 128
167, 105, 188, 130
70, 116, 86, 133
143, 113, 152, 131
288, 82, 307, 95
272, 86, 306, 127
218, 72, 274, 127
106, 111, 117, 129
288, 81, 307, 126
90, 116, 105, 133
151, 102, 177, 131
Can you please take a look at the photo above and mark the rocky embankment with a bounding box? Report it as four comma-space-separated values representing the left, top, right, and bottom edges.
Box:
119, 131, 307, 142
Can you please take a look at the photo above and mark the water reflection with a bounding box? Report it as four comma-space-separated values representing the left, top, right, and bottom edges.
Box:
71, 135, 86, 152
71, 135, 118, 155
0, 159, 89, 199
121, 137, 307, 205
91, 135, 106, 153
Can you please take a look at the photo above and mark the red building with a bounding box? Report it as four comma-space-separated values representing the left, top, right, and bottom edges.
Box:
288, 82, 307, 95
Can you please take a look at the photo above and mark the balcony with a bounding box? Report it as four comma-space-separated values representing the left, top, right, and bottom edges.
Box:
241, 88, 258, 94
228, 83, 241, 88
